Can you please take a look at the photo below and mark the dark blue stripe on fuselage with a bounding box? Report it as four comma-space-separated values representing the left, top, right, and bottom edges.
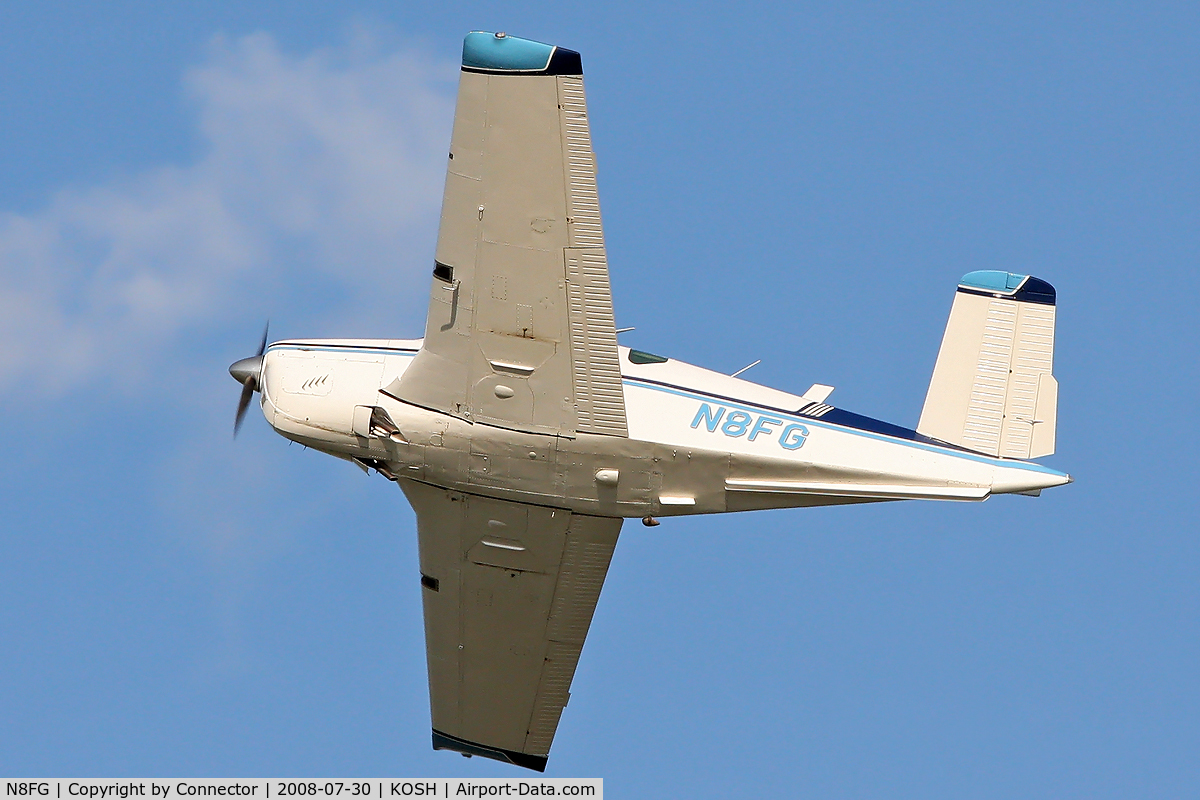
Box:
268, 342, 419, 356
816, 408, 962, 450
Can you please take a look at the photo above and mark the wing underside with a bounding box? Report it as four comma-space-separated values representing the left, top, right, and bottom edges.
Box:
394, 32, 626, 439
400, 478, 622, 771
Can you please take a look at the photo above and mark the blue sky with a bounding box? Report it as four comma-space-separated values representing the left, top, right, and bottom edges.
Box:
2, 1, 1198, 795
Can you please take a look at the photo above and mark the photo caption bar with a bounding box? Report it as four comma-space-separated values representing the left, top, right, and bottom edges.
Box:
1, 781, 601, 800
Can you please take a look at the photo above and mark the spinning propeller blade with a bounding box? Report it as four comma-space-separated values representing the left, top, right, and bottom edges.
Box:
230, 322, 269, 437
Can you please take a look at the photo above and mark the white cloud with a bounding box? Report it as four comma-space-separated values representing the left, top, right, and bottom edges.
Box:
0, 30, 455, 396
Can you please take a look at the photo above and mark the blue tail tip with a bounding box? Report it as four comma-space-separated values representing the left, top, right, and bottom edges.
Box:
462, 31, 582, 75
959, 270, 1056, 306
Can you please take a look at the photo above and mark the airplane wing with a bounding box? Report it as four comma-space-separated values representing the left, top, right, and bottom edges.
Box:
399, 478, 622, 771
392, 32, 627, 439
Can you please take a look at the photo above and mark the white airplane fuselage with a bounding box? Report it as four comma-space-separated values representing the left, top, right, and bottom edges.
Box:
257, 338, 1070, 518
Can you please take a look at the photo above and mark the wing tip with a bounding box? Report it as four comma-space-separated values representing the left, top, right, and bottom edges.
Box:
462, 31, 582, 76
432, 729, 549, 772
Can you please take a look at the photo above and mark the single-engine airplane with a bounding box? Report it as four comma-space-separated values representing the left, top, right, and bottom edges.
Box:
229, 31, 1071, 771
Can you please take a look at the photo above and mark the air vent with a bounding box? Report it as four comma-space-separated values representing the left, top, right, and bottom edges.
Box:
489, 360, 535, 376
800, 402, 834, 417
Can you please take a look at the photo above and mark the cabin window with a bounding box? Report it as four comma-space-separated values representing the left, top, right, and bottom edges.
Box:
433, 262, 454, 282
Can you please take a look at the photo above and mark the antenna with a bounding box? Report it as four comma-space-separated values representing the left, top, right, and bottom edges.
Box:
730, 359, 761, 378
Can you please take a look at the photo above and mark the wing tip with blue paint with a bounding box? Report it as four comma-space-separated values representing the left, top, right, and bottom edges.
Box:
462, 31, 583, 76
432, 729, 547, 772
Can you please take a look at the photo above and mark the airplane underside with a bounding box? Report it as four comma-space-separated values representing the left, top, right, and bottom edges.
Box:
228, 30, 1069, 771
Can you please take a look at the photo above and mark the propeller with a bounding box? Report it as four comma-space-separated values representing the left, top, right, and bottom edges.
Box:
230, 323, 269, 437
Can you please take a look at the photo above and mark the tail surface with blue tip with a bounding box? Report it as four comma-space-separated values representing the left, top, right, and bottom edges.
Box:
918, 271, 1058, 459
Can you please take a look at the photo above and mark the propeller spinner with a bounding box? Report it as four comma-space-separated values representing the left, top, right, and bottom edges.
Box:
229, 323, 269, 437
